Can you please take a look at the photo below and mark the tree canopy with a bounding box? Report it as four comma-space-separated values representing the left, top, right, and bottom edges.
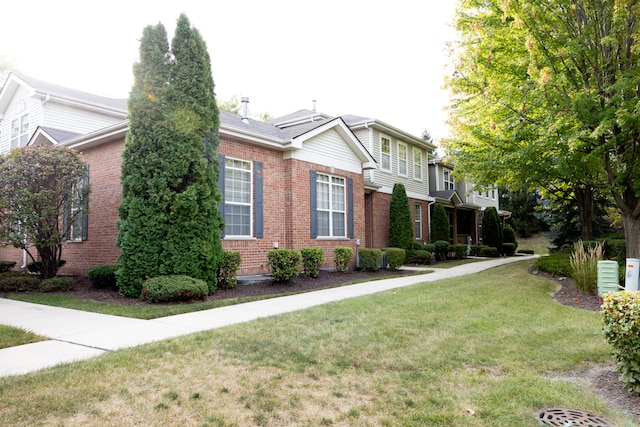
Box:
0, 146, 89, 279
446, 0, 640, 255
117, 14, 223, 297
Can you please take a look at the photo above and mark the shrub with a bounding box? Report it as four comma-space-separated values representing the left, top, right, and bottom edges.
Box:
502, 225, 518, 251
267, 249, 302, 283
480, 246, 500, 257
40, 277, 74, 292
602, 291, 640, 394
0, 273, 41, 292
301, 248, 325, 278
140, 275, 208, 303
431, 203, 450, 242
482, 207, 502, 250
358, 248, 382, 272
386, 248, 406, 271
535, 252, 572, 276
407, 249, 432, 265
517, 249, 535, 255
469, 245, 483, 256
451, 244, 468, 259
334, 247, 353, 273
217, 251, 241, 289
502, 243, 517, 256
570, 240, 603, 295
434, 240, 450, 262
26, 260, 66, 278
423, 243, 436, 254
388, 183, 414, 250
0, 261, 16, 273
87, 265, 119, 289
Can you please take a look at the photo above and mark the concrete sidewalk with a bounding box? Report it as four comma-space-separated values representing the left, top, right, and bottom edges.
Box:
0, 255, 536, 377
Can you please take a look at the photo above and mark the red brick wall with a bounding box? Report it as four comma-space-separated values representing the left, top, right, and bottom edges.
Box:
365, 192, 431, 249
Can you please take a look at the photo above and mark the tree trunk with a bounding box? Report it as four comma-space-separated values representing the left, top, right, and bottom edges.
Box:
622, 212, 640, 259
575, 185, 594, 241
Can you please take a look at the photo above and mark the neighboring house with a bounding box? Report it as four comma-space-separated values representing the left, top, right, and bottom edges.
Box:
0, 74, 501, 278
428, 157, 506, 245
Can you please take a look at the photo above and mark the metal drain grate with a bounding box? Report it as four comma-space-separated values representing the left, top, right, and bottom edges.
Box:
537, 408, 615, 426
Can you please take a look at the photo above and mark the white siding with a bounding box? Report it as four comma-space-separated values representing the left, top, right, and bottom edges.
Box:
0, 86, 42, 153
287, 128, 363, 174
43, 103, 123, 134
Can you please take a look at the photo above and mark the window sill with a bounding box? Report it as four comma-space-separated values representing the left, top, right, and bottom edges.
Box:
223, 236, 257, 241
315, 237, 350, 241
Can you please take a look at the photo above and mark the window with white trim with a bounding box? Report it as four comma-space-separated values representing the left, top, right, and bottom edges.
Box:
397, 142, 408, 177
444, 170, 455, 190
224, 157, 252, 237
414, 203, 422, 240
11, 113, 29, 149
413, 148, 422, 180
380, 136, 391, 172
68, 177, 86, 241
316, 173, 346, 237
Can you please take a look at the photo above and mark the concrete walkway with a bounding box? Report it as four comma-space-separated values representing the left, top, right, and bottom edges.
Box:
0, 256, 536, 377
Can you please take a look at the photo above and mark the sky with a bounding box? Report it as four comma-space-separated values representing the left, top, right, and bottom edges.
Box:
0, 1, 458, 142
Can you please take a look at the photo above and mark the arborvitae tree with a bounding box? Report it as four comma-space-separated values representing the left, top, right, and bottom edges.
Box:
117, 15, 223, 298
431, 203, 450, 242
388, 183, 413, 249
482, 207, 502, 250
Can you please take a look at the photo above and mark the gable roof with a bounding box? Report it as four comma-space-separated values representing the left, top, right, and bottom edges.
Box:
28, 126, 82, 146
0, 73, 127, 119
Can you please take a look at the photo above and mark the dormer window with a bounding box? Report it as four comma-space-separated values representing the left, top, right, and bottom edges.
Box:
11, 113, 29, 149
444, 170, 455, 190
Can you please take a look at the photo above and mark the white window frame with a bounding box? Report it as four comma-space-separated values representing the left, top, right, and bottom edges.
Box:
11, 113, 29, 149
413, 148, 422, 181
316, 172, 346, 238
68, 177, 86, 242
380, 136, 391, 173
414, 203, 422, 240
444, 170, 455, 191
397, 142, 408, 177
224, 157, 253, 237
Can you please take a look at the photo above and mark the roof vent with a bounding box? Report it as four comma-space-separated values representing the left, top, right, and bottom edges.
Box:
241, 97, 249, 124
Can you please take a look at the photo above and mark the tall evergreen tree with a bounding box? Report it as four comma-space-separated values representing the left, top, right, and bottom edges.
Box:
482, 207, 502, 250
431, 203, 450, 242
117, 15, 223, 298
388, 183, 413, 249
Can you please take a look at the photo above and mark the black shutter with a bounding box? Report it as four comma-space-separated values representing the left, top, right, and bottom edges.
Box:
254, 161, 263, 238
217, 154, 226, 238
310, 170, 317, 238
347, 177, 354, 239
81, 166, 89, 241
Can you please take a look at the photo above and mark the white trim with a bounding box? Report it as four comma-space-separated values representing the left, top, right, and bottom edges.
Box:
223, 156, 253, 238
413, 147, 423, 181
397, 141, 408, 177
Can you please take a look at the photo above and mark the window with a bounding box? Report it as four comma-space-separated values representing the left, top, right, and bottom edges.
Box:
65, 170, 89, 242
444, 170, 455, 190
380, 136, 391, 172
316, 173, 346, 237
414, 203, 422, 240
413, 148, 422, 180
11, 113, 29, 149
398, 142, 408, 177
224, 157, 252, 237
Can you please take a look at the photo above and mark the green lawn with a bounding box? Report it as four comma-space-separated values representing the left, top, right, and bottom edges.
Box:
0, 325, 47, 349
0, 260, 634, 426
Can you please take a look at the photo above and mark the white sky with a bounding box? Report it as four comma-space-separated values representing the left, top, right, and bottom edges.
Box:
1, 0, 457, 141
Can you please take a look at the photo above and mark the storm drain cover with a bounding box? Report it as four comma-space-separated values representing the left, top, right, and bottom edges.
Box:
537, 408, 614, 426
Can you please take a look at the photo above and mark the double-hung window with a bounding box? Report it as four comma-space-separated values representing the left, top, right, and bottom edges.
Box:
380, 136, 391, 172
444, 170, 455, 190
398, 142, 408, 177
11, 113, 29, 149
414, 203, 422, 240
69, 177, 86, 241
413, 148, 422, 181
224, 157, 252, 237
316, 173, 346, 238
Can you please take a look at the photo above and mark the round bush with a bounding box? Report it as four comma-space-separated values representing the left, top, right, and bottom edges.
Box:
385, 248, 406, 271
140, 275, 208, 303
87, 265, 119, 289
40, 277, 74, 292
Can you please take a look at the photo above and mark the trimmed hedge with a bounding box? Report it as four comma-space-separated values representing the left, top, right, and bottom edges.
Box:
26, 260, 66, 278
87, 265, 119, 289
535, 251, 572, 276
480, 246, 500, 258
451, 244, 468, 259
140, 275, 208, 303
359, 248, 382, 272
434, 240, 450, 262
217, 251, 241, 289
0, 273, 41, 292
602, 291, 640, 394
502, 243, 516, 256
0, 261, 16, 273
407, 249, 432, 265
385, 248, 406, 271
334, 247, 353, 273
301, 248, 325, 278
268, 249, 302, 283
40, 277, 74, 292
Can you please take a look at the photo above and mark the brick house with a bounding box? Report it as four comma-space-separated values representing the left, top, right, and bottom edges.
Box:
0, 73, 500, 277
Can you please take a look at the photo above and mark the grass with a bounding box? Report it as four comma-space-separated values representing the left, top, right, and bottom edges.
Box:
0, 325, 47, 349
517, 232, 552, 255
1, 260, 635, 426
